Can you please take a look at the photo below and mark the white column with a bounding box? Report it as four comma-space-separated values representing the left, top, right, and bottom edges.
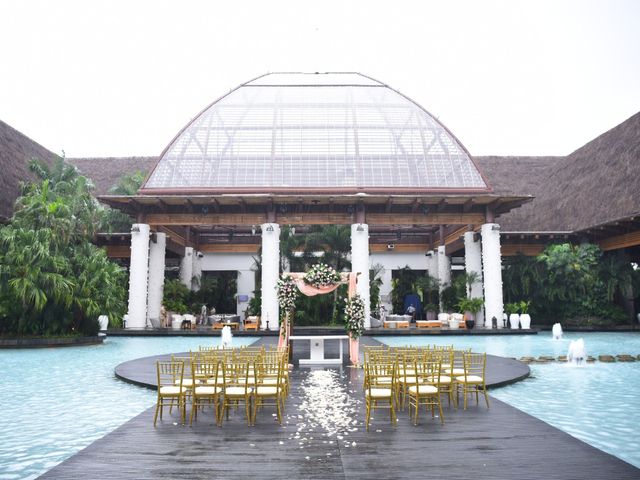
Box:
481, 223, 504, 328
437, 245, 451, 312
127, 223, 150, 329
464, 231, 485, 327
261, 223, 280, 330
379, 267, 393, 313
351, 224, 371, 329
425, 250, 438, 280
192, 251, 202, 291
180, 247, 194, 290
147, 232, 166, 325
237, 269, 256, 320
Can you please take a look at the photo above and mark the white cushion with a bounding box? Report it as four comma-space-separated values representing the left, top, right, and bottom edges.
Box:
178, 378, 199, 387
445, 368, 465, 375
375, 376, 393, 384
225, 386, 252, 396
424, 375, 451, 384
455, 375, 483, 383
260, 378, 279, 385
408, 385, 438, 395
205, 378, 224, 385
398, 376, 417, 384
194, 386, 221, 395
366, 388, 392, 399
256, 386, 281, 395
159, 386, 184, 395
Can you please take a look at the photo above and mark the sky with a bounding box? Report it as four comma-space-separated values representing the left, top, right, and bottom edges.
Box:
1, 0, 639, 158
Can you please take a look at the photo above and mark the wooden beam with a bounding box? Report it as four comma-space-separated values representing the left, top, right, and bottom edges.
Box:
199, 244, 260, 254
367, 212, 484, 226
501, 244, 546, 256
103, 245, 130, 258
598, 230, 640, 251
146, 211, 485, 227
147, 213, 267, 226
370, 243, 427, 253
463, 199, 474, 213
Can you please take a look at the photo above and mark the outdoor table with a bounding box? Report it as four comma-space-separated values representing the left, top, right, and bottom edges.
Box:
289, 335, 348, 365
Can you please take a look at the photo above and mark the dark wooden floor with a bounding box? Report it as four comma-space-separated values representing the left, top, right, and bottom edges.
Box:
41, 338, 639, 479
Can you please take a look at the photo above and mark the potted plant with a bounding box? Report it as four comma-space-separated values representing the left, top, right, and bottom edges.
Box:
424, 303, 439, 320
519, 301, 532, 329
505, 302, 520, 329
458, 297, 484, 329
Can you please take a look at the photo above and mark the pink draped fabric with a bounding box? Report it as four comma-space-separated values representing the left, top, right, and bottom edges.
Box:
349, 336, 359, 365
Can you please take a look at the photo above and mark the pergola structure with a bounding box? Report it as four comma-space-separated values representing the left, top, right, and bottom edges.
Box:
101, 72, 531, 330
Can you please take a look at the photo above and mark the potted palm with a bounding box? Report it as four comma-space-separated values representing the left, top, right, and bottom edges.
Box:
458, 297, 484, 329
519, 301, 532, 329
505, 302, 520, 329
424, 303, 439, 320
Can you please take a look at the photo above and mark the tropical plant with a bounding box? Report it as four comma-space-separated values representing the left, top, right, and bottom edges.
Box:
504, 302, 520, 315
0, 159, 127, 336
108, 170, 146, 195
458, 297, 484, 315
518, 300, 531, 315
162, 279, 190, 314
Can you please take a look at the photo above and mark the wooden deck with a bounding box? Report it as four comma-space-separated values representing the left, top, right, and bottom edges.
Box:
40, 337, 639, 479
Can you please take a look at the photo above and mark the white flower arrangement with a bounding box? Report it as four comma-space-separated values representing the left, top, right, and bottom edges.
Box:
344, 294, 365, 339
276, 274, 298, 313
303, 263, 341, 288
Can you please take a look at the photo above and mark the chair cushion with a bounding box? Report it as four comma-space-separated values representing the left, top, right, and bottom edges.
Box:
455, 375, 483, 383
398, 376, 417, 384
445, 368, 465, 375
366, 388, 392, 399
375, 376, 393, 384
194, 386, 222, 395
159, 386, 185, 395
256, 386, 281, 395
225, 386, 252, 396
205, 378, 224, 385
424, 375, 452, 384
178, 378, 199, 387
408, 385, 438, 395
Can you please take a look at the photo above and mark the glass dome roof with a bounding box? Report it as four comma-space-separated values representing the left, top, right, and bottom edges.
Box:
142, 72, 488, 193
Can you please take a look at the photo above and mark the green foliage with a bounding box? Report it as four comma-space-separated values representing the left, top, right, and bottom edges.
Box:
503, 243, 636, 325
440, 274, 469, 312
109, 170, 146, 195
162, 279, 190, 314
458, 297, 484, 314
504, 303, 520, 315
369, 264, 384, 314
0, 158, 127, 336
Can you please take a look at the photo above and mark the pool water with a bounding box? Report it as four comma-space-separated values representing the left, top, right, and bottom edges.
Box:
377, 333, 640, 468
0, 336, 256, 480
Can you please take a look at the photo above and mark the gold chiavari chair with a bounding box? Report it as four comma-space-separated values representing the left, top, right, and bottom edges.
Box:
189, 358, 223, 426
252, 356, 286, 424
408, 357, 444, 425
456, 352, 490, 410
154, 360, 187, 426
221, 359, 254, 426
364, 360, 397, 431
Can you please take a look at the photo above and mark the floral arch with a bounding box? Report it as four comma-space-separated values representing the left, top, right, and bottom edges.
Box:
276, 264, 365, 365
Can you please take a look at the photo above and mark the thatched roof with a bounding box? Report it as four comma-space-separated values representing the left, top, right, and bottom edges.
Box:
0, 119, 57, 221
474, 155, 562, 230
505, 112, 640, 232
67, 157, 158, 195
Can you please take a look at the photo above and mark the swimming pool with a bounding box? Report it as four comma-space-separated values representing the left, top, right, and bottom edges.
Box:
0, 336, 256, 480
377, 332, 640, 468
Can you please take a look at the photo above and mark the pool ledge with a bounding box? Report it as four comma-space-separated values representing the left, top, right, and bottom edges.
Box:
0, 335, 105, 349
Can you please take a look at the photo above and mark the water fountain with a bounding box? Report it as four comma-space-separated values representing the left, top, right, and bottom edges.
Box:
567, 338, 586, 366
220, 325, 233, 349
552, 323, 563, 340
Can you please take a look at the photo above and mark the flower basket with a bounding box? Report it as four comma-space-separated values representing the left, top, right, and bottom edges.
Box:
304, 263, 341, 289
